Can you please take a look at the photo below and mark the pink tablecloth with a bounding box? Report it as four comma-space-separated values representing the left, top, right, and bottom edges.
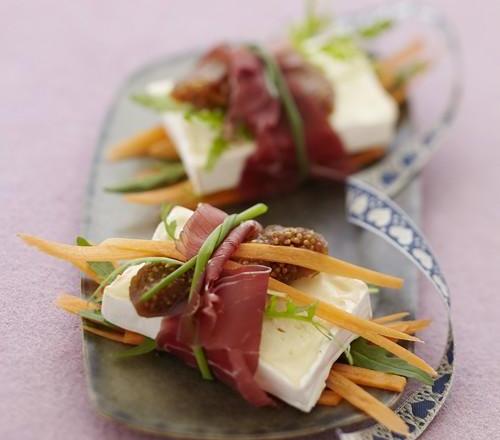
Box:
1, 1, 500, 439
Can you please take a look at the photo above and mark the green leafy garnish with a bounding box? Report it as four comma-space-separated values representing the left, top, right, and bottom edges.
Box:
79, 309, 118, 330
349, 338, 434, 385
393, 61, 428, 90
250, 45, 309, 181
205, 135, 230, 171
344, 344, 354, 365
104, 162, 186, 193
184, 107, 225, 129
76, 236, 115, 281
265, 295, 332, 340
357, 19, 393, 39
290, 0, 331, 48
320, 36, 362, 60
161, 203, 177, 240
89, 257, 183, 303
131, 93, 187, 113
113, 338, 156, 359
368, 285, 380, 294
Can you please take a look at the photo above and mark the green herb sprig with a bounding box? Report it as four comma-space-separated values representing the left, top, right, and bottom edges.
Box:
113, 337, 157, 359
76, 236, 115, 281
131, 93, 188, 113
357, 19, 394, 39
161, 203, 178, 240
79, 309, 119, 330
349, 338, 434, 385
105, 162, 186, 193
88, 257, 183, 303
250, 45, 309, 181
290, 0, 331, 49
265, 295, 332, 340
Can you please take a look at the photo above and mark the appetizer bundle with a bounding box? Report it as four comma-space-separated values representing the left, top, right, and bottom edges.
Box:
20, 202, 435, 436
105, 4, 427, 207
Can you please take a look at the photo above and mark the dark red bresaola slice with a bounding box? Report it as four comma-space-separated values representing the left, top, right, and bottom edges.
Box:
156, 265, 273, 407
176, 203, 227, 259
156, 204, 273, 406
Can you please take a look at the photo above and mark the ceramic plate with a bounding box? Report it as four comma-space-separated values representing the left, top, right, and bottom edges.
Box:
80, 48, 421, 439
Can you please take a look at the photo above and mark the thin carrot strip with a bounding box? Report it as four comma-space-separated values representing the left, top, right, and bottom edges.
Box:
123, 331, 146, 345
82, 325, 137, 345
234, 244, 404, 289
373, 312, 410, 324
318, 390, 342, 406
348, 147, 386, 169
72, 260, 101, 282
56, 294, 98, 315
377, 39, 425, 87
327, 371, 409, 435
18, 234, 154, 262
147, 139, 179, 160
124, 180, 244, 208
106, 125, 166, 161
387, 319, 431, 334
100, 238, 184, 260
332, 364, 406, 393
268, 278, 417, 342
31, 235, 403, 290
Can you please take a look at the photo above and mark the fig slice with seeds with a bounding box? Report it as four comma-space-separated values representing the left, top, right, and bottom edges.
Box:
238, 225, 328, 284
130, 262, 192, 317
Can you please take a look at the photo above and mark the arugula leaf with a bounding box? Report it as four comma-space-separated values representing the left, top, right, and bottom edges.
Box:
184, 107, 225, 129
358, 19, 393, 39
393, 61, 428, 89
166, 220, 177, 240
79, 309, 118, 330
131, 93, 187, 113
265, 295, 332, 340
113, 338, 156, 359
320, 36, 362, 60
290, 0, 331, 48
350, 338, 434, 385
90, 256, 183, 303
104, 162, 186, 193
76, 236, 115, 280
160, 203, 175, 238
344, 345, 354, 365
205, 135, 230, 171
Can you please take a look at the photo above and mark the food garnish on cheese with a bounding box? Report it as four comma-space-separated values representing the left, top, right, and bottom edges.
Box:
105, 6, 427, 205
102, 206, 372, 412
21, 200, 435, 436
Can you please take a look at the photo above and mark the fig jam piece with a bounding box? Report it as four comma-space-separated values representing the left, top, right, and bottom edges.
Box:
239, 226, 328, 284
129, 263, 192, 317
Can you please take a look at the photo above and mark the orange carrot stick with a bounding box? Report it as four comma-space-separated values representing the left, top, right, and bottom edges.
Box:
327, 371, 409, 436
106, 125, 167, 161
332, 364, 406, 392
318, 390, 342, 406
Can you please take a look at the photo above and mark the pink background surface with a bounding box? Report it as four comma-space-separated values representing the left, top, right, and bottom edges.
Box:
1, 0, 500, 439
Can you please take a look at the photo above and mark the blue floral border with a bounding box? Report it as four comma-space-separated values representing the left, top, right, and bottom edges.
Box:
337, 180, 454, 440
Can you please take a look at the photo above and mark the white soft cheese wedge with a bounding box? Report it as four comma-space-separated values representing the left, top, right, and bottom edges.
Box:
147, 48, 398, 196
257, 275, 371, 412
302, 42, 399, 153
101, 206, 372, 412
